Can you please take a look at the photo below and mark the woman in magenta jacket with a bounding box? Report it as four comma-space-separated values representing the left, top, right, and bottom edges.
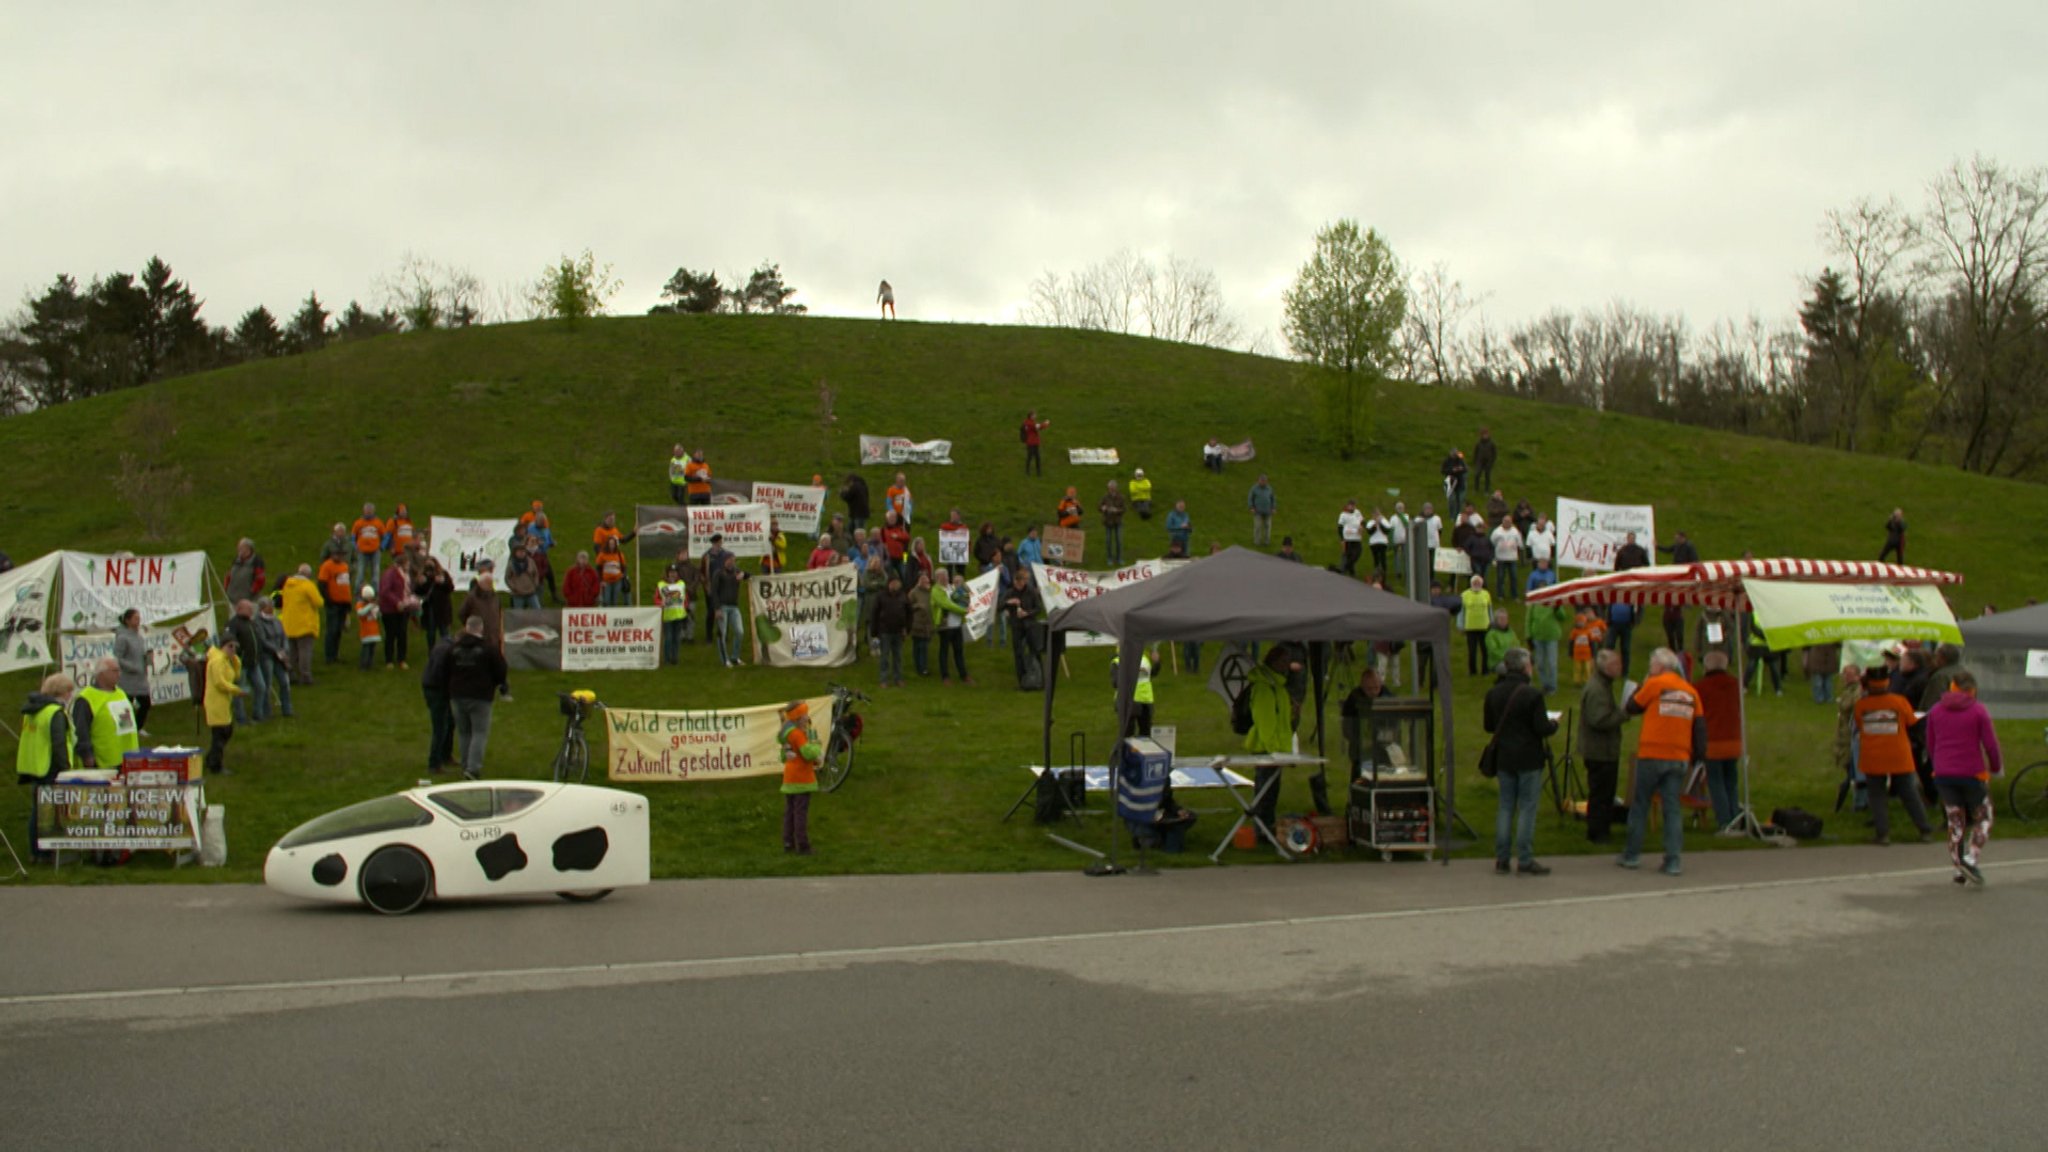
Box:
1925, 670, 2003, 886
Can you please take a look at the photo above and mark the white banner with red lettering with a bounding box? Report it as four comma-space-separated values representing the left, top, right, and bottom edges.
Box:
1031, 560, 1177, 647
750, 482, 827, 536
962, 569, 1003, 642
1554, 498, 1656, 572
686, 503, 773, 559
560, 607, 661, 671
59, 551, 210, 630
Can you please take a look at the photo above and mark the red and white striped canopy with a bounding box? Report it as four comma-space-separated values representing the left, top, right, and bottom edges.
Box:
1526, 558, 1964, 612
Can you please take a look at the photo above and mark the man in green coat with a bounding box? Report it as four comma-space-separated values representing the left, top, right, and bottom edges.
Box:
1483, 609, 1521, 676
1244, 645, 1300, 830
1577, 648, 1631, 843
1525, 601, 1571, 694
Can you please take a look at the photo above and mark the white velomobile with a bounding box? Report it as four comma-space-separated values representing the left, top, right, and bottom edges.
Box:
266, 781, 650, 915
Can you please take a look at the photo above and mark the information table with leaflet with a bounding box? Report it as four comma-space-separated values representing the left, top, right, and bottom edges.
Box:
33, 747, 206, 868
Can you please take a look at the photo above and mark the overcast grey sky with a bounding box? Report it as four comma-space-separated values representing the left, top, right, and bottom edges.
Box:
4, 2, 2044, 347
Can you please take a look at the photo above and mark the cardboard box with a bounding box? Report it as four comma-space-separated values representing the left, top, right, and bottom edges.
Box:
124, 747, 203, 782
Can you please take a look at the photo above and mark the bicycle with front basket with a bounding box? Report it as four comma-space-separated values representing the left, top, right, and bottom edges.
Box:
815, 683, 870, 793
552, 690, 601, 784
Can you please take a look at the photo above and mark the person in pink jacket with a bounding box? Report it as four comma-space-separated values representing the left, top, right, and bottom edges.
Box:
1925, 670, 2002, 886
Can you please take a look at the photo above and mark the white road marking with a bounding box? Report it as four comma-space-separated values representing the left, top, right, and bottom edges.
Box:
5, 856, 2039, 1009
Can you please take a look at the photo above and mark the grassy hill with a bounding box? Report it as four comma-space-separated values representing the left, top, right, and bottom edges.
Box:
3, 315, 2040, 887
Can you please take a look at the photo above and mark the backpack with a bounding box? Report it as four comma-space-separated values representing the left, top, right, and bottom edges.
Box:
1230, 680, 1256, 735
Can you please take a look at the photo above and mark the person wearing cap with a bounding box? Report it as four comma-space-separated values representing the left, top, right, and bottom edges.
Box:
1127, 468, 1153, 520
1275, 536, 1304, 563
778, 699, 822, 854
1099, 480, 1126, 567
1853, 664, 1933, 845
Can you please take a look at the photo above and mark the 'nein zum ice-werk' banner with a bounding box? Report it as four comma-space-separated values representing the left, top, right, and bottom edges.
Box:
605, 695, 834, 782
748, 564, 859, 667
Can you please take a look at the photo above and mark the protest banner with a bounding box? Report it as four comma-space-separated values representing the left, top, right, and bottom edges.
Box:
1744, 581, 1962, 650
962, 569, 1003, 641
750, 482, 827, 535
428, 517, 519, 581
0, 552, 60, 673
748, 564, 859, 667
1433, 550, 1472, 576
59, 609, 213, 705
33, 770, 202, 851
1222, 439, 1256, 463
938, 529, 971, 567
858, 435, 953, 465
1554, 498, 1656, 572
561, 607, 660, 671
605, 694, 833, 782
502, 609, 564, 671
635, 505, 691, 560
1031, 560, 1174, 647
1067, 448, 1120, 465
686, 503, 773, 559
1041, 526, 1086, 566
59, 551, 210, 630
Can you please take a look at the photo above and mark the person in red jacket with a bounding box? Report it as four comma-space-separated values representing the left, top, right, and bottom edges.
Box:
879, 510, 911, 579
563, 551, 602, 608
1693, 650, 1743, 831
1020, 410, 1050, 476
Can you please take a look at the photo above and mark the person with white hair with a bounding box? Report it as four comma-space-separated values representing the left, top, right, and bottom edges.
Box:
1621, 647, 1706, 876
17, 672, 82, 856
75, 656, 140, 768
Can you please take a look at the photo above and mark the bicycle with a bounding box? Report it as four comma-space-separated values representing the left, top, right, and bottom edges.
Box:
815, 683, 870, 793
2005, 728, 2048, 821
553, 690, 601, 784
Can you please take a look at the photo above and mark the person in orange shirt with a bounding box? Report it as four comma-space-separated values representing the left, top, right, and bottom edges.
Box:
317, 555, 354, 666
519, 500, 544, 533
778, 699, 821, 855
1693, 650, 1744, 830
355, 584, 383, 671
885, 472, 913, 526
683, 452, 712, 506
1621, 647, 1706, 875
1056, 487, 1082, 529
594, 535, 630, 607
350, 502, 385, 591
387, 503, 417, 558
1853, 664, 1933, 845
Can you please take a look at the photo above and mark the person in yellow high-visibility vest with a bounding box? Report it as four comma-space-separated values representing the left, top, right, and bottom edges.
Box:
75, 657, 140, 769
1113, 647, 1157, 737
668, 443, 691, 504
16, 672, 81, 858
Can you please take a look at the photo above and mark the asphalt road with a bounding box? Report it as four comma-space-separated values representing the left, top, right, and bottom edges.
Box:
5, 842, 2045, 1150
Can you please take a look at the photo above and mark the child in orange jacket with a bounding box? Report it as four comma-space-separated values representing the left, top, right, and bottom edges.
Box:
355, 584, 383, 671
778, 700, 822, 855
1568, 611, 1606, 684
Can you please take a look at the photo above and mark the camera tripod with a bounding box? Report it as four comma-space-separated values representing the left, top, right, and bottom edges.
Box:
1544, 711, 1585, 820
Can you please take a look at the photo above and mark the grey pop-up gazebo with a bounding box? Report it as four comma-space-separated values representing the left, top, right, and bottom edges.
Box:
1043, 547, 1458, 862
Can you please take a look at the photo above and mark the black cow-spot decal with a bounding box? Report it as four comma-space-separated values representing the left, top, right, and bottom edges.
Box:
475, 834, 528, 882
552, 826, 609, 873
312, 854, 347, 887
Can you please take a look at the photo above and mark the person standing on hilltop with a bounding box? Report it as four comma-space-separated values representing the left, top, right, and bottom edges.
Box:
877, 280, 895, 320
350, 502, 385, 591
1473, 427, 1498, 493
1880, 508, 1906, 564
1247, 473, 1277, 547
1337, 500, 1364, 576
1440, 449, 1468, 511
840, 472, 871, 532
1099, 480, 1127, 566
684, 451, 713, 506
668, 443, 690, 504
1056, 487, 1083, 530
885, 472, 914, 526
1165, 500, 1193, 555
1128, 468, 1153, 520
1020, 411, 1051, 476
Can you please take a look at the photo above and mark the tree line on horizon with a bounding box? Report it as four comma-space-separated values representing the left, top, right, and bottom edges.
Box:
5, 154, 2042, 482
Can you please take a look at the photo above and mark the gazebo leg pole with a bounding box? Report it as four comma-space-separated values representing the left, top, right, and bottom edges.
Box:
1726, 624, 1765, 840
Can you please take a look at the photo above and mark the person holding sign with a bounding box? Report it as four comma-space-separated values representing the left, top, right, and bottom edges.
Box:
932, 570, 972, 684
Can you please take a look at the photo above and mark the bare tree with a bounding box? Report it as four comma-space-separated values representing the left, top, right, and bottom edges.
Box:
376, 253, 491, 330
1401, 261, 1481, 386
1025, 249, 1242, 349
1912, 155, 2048, 474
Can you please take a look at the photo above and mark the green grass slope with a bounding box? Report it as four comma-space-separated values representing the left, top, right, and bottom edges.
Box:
3, 315, 2040, 887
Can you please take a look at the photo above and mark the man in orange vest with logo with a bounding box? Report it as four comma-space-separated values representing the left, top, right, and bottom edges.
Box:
350, 502, 385, 591
1854, 664, 1934, 845
684, 452, 712, 506
1056, 487, 1082, 529
1620, 647, 1706, 876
